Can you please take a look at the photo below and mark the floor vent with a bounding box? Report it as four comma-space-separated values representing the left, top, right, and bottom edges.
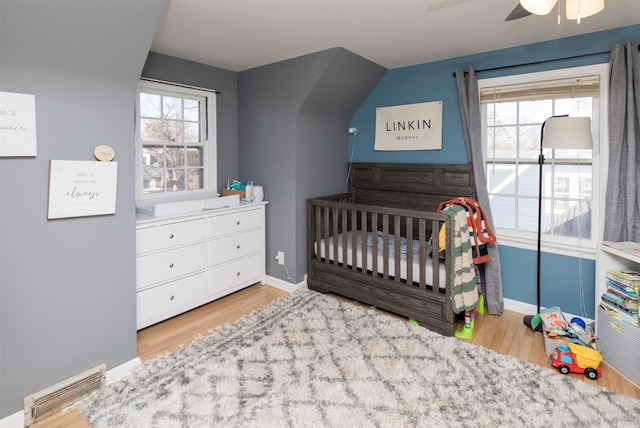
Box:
23, 363, 106, 427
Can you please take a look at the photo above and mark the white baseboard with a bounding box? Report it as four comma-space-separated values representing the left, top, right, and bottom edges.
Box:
265, 274, 306, 293
0, 357, 141, 428
503, 298, 593, 324
106, 357, 141, 385
503, 297, 538, 315
0, 411, 22, 428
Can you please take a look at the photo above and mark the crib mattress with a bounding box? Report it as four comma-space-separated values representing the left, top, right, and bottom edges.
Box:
315, 231, 446, 289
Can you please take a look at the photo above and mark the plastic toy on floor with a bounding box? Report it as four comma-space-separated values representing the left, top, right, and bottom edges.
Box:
549, 342, 603, 379
475, 265, 485, 315
455, 266, 484, 339
455, 311, 475, 339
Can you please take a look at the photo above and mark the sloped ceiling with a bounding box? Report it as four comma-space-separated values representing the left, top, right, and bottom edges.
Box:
151, 0, 640, 72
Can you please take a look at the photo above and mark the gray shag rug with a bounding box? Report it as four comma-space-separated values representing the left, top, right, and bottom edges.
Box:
79, 289, 640, 427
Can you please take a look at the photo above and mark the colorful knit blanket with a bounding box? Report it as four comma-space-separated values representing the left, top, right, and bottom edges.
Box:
440, 204, 478, 313
438, 197, 497, 264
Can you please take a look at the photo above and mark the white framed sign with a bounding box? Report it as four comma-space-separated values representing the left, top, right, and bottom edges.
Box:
375, 101, 442, 151
47, 160, 118, 219
0, 91, 37, 157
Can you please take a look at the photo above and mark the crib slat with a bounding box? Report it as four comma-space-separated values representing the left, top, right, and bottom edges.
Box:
332, 207, 339, 267
315, 205, 322, 262
431, 218, 441, 293
359, 209, 367, 274
442, 217, 451, 299
349, 209, 358, 270
323, 207, 330, 264
341, 207, 348, 270
371, 212, 378, 275
393, 215, 401, 284
419, 219, 426, 289
405, 217, 413, 286
382, 214, 389, 280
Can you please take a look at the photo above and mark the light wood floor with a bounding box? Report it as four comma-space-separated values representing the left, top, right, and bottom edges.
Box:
33, 284, 639, 427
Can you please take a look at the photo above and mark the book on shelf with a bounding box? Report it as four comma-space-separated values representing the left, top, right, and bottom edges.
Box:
606, 279, 638, 299
601, 291, 638, 312
602, 241, 640, 258
600, 300, 639, 327
606, 268, 640, 289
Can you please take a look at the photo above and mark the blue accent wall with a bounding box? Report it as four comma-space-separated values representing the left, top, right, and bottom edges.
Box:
349, 24, 640, 318
499, 246, 596, 316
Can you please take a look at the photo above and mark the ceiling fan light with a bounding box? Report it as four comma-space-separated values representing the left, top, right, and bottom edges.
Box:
566, 0, 605, 20
520, 0, 558, 15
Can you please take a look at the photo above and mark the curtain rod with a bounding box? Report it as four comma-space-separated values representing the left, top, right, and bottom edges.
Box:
140, 77, 221, 94
452, 45, 640, 77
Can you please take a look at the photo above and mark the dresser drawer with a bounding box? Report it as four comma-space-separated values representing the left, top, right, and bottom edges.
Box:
137, 242, 206, 289
137, 218, 205, 254
137, 272, 207, 329
207, 253, 264, 297
207, 229, 263, 266
207, 208, 263, 238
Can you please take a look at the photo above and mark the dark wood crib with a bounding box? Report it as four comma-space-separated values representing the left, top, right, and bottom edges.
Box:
306, 163, 475, 336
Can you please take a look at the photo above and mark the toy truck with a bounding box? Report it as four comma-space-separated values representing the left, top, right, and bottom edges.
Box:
549, 342, 603, 380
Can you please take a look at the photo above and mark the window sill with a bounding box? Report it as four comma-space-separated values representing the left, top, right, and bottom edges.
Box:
495, 230, 596, 260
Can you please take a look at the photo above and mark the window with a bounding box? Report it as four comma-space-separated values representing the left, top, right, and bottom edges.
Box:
479, 65, 607, 256
135, 80, 217, 201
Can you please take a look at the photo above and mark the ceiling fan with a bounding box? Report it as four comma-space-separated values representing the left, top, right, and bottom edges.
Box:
506, 0, 605, 22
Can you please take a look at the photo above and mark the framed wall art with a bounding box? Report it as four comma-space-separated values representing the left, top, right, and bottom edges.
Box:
0, 91, 37, 157
375, 101, 442, 151
47, 160, 118, 219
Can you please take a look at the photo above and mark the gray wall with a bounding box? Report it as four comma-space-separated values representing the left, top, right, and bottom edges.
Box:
0, 0, 165, 418
141, 52, 239, 199
238, 48, 386, 282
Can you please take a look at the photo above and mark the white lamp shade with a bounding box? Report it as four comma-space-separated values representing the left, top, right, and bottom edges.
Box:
520, 0, 559, 15
566, 0, 605, 20
542, 116, 593, 149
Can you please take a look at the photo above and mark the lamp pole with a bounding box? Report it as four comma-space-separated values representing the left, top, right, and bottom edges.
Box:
536, 121, 545, 315
537, 114, 568, 314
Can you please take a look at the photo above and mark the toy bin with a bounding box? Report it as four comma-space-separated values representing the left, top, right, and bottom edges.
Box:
542, 321, 598, 358
597, 305, 640, 387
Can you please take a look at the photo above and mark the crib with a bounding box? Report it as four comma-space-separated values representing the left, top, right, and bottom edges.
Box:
306, 163, 475, 336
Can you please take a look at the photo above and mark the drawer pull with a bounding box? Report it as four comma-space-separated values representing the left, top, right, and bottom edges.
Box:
236, 244, 240, 249
169, 233, 174, 239
169, 295, 175, 300
169, 263, 174, 268
236, 221, 240, 226
236, 272, 241, 276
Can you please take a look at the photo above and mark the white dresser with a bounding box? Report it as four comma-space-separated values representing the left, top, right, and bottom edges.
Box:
135, 202, 267, 329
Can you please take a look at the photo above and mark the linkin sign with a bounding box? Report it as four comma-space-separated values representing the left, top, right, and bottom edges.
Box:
375, 101, 442, 151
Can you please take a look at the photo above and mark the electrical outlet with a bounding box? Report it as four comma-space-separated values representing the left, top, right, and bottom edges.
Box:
276, 251, 285, 265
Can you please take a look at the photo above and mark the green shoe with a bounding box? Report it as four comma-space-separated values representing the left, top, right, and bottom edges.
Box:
523, 314, 543, 332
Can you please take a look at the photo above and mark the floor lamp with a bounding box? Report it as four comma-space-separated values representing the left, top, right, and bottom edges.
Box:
534, 115, 593, 315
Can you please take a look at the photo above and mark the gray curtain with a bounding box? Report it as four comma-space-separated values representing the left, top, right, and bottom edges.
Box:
603, 42, 640, 242
455, 67, 504, 315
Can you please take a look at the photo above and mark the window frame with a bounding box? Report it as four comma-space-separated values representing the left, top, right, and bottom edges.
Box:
135, 79, 217, 204
478, 64, 609, 259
